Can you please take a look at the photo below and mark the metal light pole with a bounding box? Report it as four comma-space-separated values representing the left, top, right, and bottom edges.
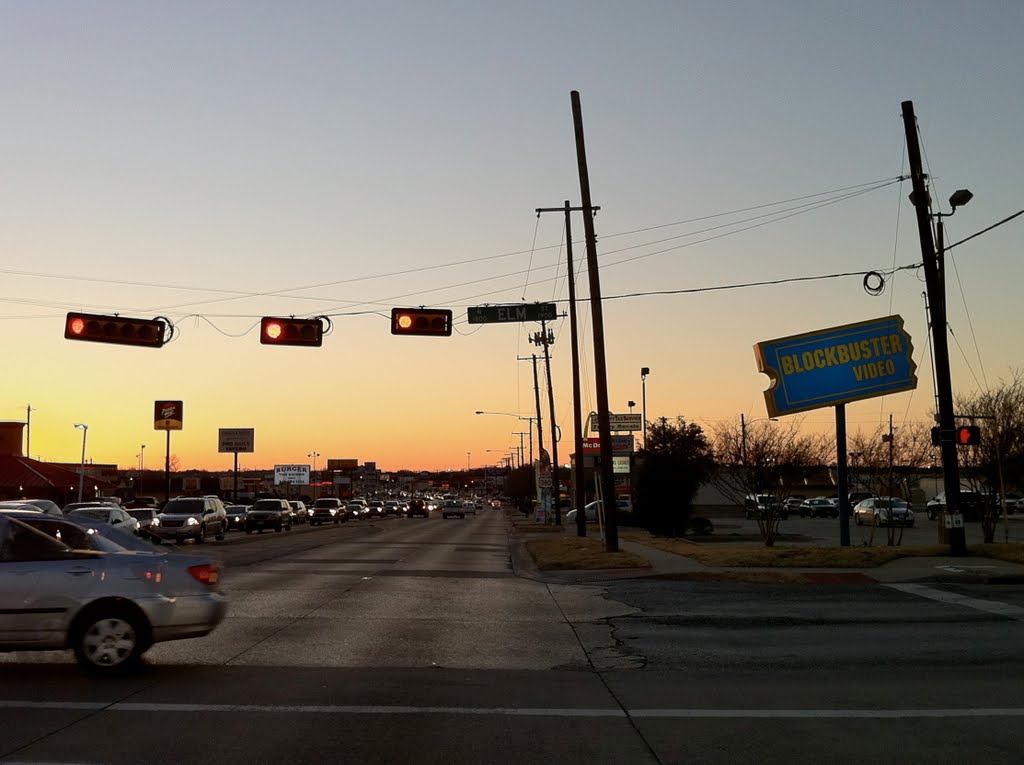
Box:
308, 452, 320, 500
641, 368, 650, 449
74, 423, 88, 503
475, 411, 536, 463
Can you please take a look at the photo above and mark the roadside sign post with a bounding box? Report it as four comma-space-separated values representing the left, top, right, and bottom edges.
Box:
154, 401, 183, 503
755, 316, 916, 547
219, 429, 255, 504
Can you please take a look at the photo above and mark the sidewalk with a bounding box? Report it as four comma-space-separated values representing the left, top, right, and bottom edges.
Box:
510, 526, 1024, 585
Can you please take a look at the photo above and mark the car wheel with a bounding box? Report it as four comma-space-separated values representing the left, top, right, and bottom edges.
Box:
72, 608, 146, 675
246, 528, 253, 534
874, 515, 883, 527
274, 523, 281, 532
215, 524, 225, 541
334, 517, 339, 524
195, 526, 206, 544
855, 515, 863, 526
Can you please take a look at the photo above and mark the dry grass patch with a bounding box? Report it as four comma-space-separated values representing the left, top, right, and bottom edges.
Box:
619, 529, 1024, 568
526, 536, 650, 571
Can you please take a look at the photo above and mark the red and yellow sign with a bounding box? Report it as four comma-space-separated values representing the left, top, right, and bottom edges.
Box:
154, 400, 184, 431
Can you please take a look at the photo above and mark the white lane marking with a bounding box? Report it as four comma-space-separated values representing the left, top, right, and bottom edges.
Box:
887, 583, 1024, 619
3, 701, 1024, 718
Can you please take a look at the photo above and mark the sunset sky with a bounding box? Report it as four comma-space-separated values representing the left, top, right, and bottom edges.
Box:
2, 2, 1021, 473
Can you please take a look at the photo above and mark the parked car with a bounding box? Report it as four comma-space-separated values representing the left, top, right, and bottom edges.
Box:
925, 491, 989, 521
0, 512, 226, 674
310, 497, 346, 525
744, 494, 787, 520
17, 499, 63, 516
66, 505, 141, 535
289, 501, 309, 524
245, 498, 292, 534
224, 504, 250, 531
152, 496, 227, 544
799, 497, 838, 518
63, 500, 121, 514
853, 497, 914, 527
565, 501, 602, 524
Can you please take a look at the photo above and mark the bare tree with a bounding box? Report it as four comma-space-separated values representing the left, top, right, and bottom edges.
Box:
847, 420, 937, 546
955, 370, 1024, 543
711, 417, 831, 547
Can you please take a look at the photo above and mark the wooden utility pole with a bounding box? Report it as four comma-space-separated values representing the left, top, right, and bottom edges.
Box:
571, 90, 619, 552
535, 202, 599, 537
901, 100, 967, 555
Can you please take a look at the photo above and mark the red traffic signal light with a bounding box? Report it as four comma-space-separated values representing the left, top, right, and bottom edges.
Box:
956, 425, 981, 446
391, 308, 453, 337
260, 317, 324, 347
64, 312, 168, 348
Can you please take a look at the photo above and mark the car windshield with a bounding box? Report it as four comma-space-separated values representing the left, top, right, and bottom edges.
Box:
163, 499, 205, 514
68, 508, 111, 520
252, 501, 280, 510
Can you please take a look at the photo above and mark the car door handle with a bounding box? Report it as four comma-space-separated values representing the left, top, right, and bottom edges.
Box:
65, 567, 94, 577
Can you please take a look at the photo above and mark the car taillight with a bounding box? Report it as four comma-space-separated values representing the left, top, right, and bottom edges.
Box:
188, 564, 220, 586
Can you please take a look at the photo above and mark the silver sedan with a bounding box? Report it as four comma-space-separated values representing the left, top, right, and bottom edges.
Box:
0, 513, 226, 674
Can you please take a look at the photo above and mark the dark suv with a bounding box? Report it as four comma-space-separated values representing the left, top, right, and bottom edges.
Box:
309, 497, 346, 526
245, 498, 292, 533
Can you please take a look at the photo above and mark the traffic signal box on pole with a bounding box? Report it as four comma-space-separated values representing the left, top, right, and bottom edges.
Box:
390, 308, 453, 337
931, 425, 982, 446
64, 312, 168, 348
260, 317, 324, 347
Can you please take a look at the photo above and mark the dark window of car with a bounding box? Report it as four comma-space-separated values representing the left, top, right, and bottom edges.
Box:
68, 508, 112, 521
1, 519, 74, 562
164, 499, 206, 514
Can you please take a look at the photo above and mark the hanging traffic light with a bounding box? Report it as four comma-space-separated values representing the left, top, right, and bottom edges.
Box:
390, 308, 453, 337
956, 425, 981, 446
260, 317, 324, 347
64, 312, 168, 348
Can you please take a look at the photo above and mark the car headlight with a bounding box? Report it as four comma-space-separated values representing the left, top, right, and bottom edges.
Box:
187, 516, 200, 526
329, 508, 337, 515
151, 517, 160, 527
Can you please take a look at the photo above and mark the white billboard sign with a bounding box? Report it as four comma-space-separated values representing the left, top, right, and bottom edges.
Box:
219, 428, 255, 453
588, 412, 643, 432
274, 464, 310, 485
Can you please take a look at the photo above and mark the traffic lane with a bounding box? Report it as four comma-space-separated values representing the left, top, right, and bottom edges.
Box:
707, 512, 1024, 546
0, 666, 656, 765
151, 510, 590, 670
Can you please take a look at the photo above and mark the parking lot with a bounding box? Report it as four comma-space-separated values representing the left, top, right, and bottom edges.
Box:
698, 507, 1024, 547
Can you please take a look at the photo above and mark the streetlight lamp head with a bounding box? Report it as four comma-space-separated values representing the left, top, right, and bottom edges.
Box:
474, 411, 484, 415
74, 423, 87, 430
949, 189, 973, 209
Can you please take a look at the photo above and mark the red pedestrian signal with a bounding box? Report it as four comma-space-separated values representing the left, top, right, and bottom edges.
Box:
956, 425, 981, 446
390, 308, 453, 337
260, 317, 324, 347
64, 312, 168, 348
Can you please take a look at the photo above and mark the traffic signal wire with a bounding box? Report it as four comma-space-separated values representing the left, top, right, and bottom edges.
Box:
0, 176, 905, 319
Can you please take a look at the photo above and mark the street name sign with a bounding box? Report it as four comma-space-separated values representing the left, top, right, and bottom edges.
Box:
467, 302, 557, 324
218, 428, 255, 453
755, 315, 917, 418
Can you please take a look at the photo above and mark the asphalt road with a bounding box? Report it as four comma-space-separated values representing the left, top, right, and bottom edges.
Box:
2, 510, 1024, 764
